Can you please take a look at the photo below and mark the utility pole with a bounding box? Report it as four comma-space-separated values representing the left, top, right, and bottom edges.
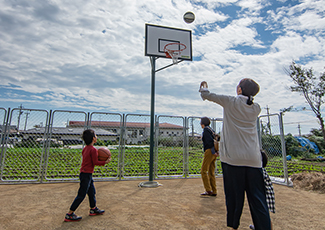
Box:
191, 117, 194, 137
17, 104, 24, 133
298, 123, 301, 136
24, 111, 30, 131
266, 105, 272, 135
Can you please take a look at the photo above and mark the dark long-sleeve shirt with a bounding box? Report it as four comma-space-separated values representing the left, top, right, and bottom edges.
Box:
202, 126, 215, 151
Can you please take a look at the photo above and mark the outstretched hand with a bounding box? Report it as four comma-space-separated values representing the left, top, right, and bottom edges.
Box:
213, 151, 219, 157
200, 81, 208, 88
105, 157, 111, 164
199, 81, 209, 92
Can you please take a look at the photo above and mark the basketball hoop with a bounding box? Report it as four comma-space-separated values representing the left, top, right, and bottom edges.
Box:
164, 43, 186, 64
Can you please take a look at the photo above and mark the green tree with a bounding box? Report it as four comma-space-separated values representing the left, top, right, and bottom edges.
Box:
286, 61, 325, 142
310, 128, 323, 137
284, 133, 305, 157
306, 128, 325, 153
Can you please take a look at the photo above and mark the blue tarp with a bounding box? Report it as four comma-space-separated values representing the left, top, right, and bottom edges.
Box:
294, 136, 320, 154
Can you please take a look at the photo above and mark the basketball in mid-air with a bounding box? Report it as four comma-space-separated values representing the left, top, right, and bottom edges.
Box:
98, 147, 111, 161
183, 11, 195, 24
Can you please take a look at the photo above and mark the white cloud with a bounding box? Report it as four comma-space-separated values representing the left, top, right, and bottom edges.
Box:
0, 0, 324, 135
237, 0, 270, 12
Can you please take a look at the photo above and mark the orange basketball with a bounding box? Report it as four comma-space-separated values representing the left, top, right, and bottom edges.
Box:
97, 147, 111, 161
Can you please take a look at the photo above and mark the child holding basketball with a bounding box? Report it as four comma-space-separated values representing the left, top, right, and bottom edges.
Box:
64, 129, 111, 222
199, 78, 271, 230
200, 117, 219, 197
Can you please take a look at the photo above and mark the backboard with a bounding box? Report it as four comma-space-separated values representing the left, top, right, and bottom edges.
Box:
145, 24, 192, 61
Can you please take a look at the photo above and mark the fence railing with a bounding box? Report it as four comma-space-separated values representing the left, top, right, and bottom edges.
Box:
258, 113, 289, 185
0, 107, 288, 185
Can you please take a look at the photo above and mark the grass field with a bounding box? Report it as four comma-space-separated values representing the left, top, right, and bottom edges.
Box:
0, 146, 324, 182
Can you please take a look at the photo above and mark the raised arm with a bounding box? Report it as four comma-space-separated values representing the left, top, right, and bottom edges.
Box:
199, 81, 229, 107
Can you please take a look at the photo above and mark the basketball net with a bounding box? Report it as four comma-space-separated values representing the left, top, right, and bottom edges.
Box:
166, 50, 181, 64
164, 43, 186, 64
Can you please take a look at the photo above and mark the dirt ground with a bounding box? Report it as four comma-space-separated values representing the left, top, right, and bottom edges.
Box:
0, 177, 325, 230
291, 172, 325, 193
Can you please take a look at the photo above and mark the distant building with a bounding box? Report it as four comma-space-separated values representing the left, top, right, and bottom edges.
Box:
0, 124, 19, 144
0, 124, 18, 134
189, 132, 202, 140
20, 127, 117, 145
69, 121, 184, 144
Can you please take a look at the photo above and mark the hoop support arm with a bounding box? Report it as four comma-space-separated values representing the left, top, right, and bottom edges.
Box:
155, 59, 184, 72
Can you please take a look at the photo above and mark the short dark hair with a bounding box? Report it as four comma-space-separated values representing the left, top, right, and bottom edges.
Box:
200, 117, 210, 126
261, 150, 268, 168
239, 78, 260, 97
82, 129, 96, 145
239, 78, 260, 105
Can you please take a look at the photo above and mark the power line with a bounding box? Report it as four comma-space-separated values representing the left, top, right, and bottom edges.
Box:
283, 119, 318, 125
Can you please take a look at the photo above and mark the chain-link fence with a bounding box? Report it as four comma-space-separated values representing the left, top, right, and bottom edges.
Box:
0, 107, 288, 185
123, 114, 151, 179
45, 110, 88, 182
258, 113, 288, 184
156, 115, 185, 178
1, 108, 49, 182
89, 112, 122, 180
0, 107, 8, 180
186, 117, 223, 177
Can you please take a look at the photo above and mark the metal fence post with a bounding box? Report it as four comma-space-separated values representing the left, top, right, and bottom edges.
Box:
0, 108, 9, 178
279, 112, 289, 185
154, 115, 159, 179
86, 112, 90, 129
155, 115, 159, 178
40, 110, 51, 183
257, 117, 262, 149
211, 119, 216, 132
119, 114, 125, 180
184, 117, 189, 178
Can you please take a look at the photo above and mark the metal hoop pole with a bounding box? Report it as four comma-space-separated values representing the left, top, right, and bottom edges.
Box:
140, 55, 184, 187
149, 56, 156, 182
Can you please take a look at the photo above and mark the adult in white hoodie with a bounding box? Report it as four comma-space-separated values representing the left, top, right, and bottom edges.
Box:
199, 78, 271, 230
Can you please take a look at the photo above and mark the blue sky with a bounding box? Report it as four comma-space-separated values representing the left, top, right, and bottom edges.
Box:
0, 0, 324, 135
